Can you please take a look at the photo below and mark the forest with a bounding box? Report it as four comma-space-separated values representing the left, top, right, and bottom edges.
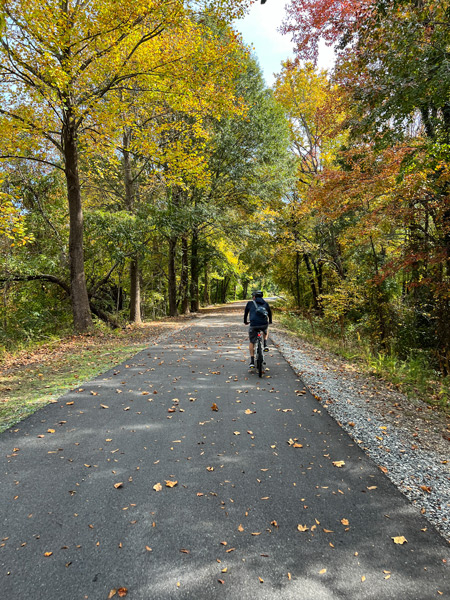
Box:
1, 0, 449, 404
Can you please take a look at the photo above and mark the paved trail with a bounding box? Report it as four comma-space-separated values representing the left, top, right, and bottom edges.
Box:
1, 305, 448, 600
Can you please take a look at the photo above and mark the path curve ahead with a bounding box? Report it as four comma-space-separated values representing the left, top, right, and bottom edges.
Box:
1, 304, 448, 599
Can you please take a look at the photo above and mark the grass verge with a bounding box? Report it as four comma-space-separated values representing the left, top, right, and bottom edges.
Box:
277, 311, 449, 412
0, 320, 189, 433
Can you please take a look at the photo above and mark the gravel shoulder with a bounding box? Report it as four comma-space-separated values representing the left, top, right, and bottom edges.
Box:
271, 326, 450, 542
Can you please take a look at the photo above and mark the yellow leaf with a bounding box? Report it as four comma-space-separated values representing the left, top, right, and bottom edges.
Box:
145, 546, 152, 552
392, 536, 407, 545
332, 461, 345, 467
47, 429, 55, 434
245, 409, 253, 415
233, 431, 240, 435
297, 524, 308, 532
319, 569, 326, 574
258, 577, 264, 583
44, 551, 53, 557
361, 575, 366, 582
100, 404, 109, 409
341, 518, 349, 526
221, 568, 228, 573
114, 482, 123, 489
153, 483, 162, 492
108, 590, 117, 599
238, 524, 244, 532
165, 480, 178, 488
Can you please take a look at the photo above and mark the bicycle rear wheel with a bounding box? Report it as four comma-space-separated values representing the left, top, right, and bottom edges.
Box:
256, 339, 263, 378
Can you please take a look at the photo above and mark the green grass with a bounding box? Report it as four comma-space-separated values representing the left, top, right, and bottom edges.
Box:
0, 320, 184, 433
276, 311, 449, 412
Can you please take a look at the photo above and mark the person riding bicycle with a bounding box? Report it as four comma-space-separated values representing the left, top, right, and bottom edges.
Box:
244, 291, 272, 369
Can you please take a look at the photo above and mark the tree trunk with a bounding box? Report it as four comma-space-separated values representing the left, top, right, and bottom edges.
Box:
63, 120, 93, 333
221, 276, 230, 303
203, 261, 210, 305
180, 235, 190, 314
242, 279, 249, 300
129, 259, 141, 323
303, 253, 319, 311
295, 252, 301, 308
123, 127, 141, 323
190, 227, 199, 312
168, 236, 178, 316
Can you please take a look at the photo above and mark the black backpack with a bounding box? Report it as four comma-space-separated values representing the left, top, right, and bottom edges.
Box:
252, 300, 269, 323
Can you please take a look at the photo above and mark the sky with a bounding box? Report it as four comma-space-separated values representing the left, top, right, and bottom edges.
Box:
234, 1, 335, 87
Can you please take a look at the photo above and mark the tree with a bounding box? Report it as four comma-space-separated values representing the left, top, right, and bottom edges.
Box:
0, 0, 252, 332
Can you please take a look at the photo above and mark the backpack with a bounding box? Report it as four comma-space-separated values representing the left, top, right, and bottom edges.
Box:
252, 300, 269, 323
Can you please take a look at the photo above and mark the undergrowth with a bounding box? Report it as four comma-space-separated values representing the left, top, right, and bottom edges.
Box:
277, 311, 449, 412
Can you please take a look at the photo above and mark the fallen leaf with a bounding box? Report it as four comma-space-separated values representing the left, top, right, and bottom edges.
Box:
293, 443, 303, 448
287, 572, 291, 580
238, 524, 244, 532
233, 431, 240, 436
392, 536, 407, 545
108, 591, 117, 599
251, 532, 261, 536
420, 485, 432, 493
361, 575, 366, 582
341, 519, 349, 526
245, 409, 253, 415
211, 403, 219, 411
114, 482, 123, 489
367, 486, 377, 491
206, 467, 214, 472
323, 529, 334, 533
258, 577, 264, 583
180, 549, 190, 553
118, 589, 128, 598
221, 568, 228, 573
332, 461, 345, 468
271, 520, 278, 528
218, 579, 225, 585
145, 546, 152, 552
153, 483, 162, 492
319, 569, 326, 575
44, 551, 53, 557
47, 429, 55, 434
165, 480, 178, 488
297, 524, 308, 532
100, 404, 109, 409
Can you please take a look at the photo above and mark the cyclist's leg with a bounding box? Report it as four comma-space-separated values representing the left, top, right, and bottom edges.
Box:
248, 327, 256, 366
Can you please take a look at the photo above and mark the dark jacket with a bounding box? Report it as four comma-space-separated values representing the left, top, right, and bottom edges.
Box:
244, 297, 272, 327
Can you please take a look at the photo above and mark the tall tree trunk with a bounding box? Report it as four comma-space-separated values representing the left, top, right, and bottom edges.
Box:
190, 226, 199, 312
303, 253, 319, 311
295, 252, 301, 308
203, 261, 210, 305
168, 237, 178, 317
63, 120, 93, 333
242, 279, 249, 300
123, 127, 141, 323
221, 276, 230, 303
129, 259, 141, 323
180, 235, 190, 314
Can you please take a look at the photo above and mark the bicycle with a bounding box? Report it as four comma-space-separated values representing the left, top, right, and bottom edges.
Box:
255, 330, 265, 378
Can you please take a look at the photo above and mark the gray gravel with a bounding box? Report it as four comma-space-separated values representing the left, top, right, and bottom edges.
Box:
271, 328, 450, 542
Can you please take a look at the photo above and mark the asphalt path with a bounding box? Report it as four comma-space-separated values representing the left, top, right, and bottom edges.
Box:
1, 304, 448, 600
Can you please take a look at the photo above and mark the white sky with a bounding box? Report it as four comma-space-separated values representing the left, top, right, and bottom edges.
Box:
234, 1, 335, 87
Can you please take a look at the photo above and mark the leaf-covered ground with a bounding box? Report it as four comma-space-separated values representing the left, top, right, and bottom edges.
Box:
0, 317, 192, 433
0, 303, 448, 599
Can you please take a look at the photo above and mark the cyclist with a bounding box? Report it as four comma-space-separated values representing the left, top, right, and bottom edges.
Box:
244, 291, 272, 369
